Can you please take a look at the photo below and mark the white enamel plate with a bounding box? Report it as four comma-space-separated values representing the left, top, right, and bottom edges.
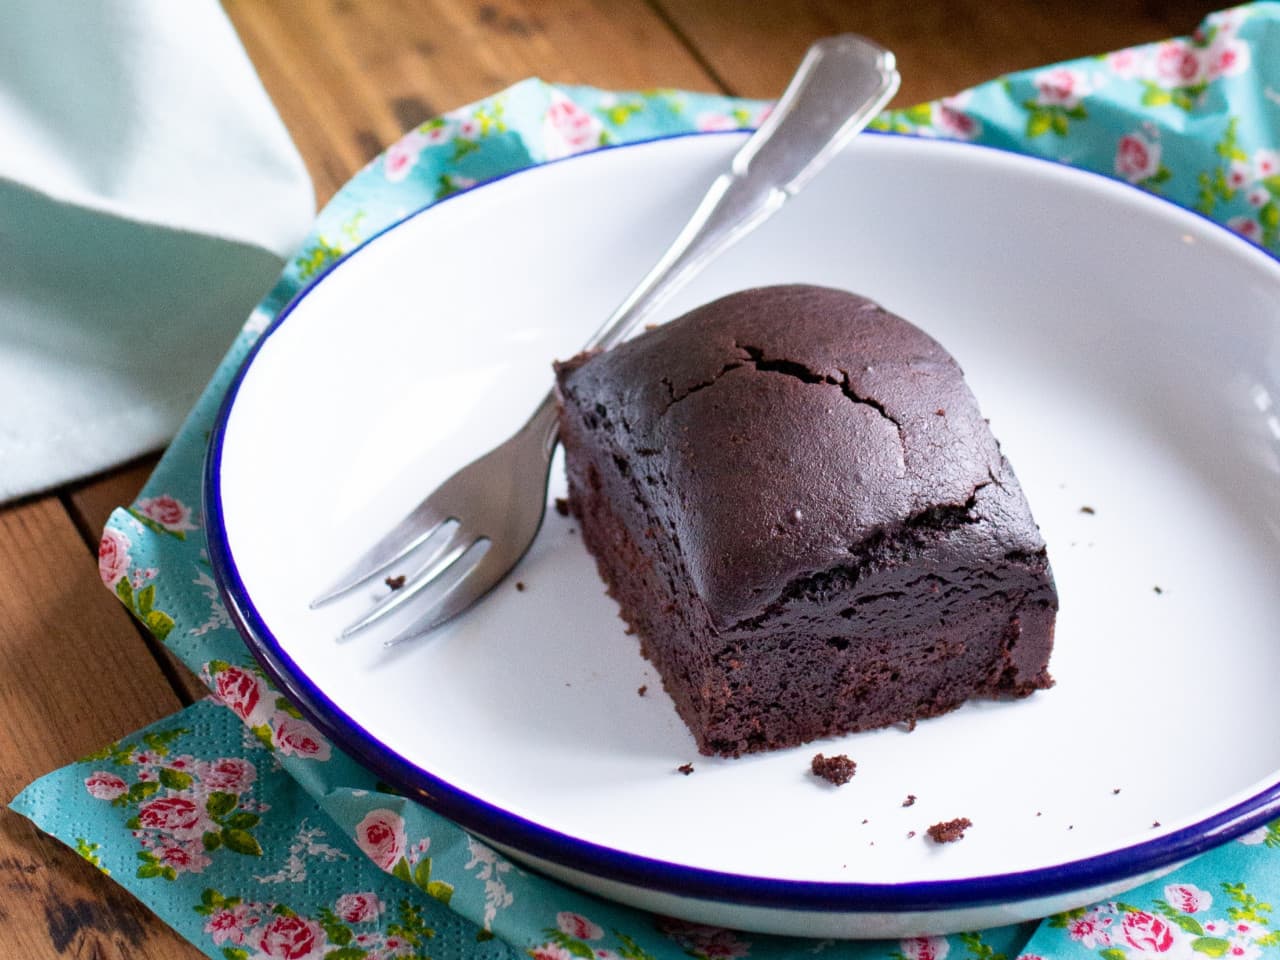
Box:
207, 133, 1280, 938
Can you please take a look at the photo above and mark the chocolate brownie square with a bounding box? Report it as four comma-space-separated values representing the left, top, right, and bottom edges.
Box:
554, 284, 1056, 757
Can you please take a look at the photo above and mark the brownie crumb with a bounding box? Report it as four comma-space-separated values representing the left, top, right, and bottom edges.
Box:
926, 817, 972, 843
515, 581, 525, 592
554, 497, 570, 517
1153, 585, 1163, 595
1080, 505, 1096, 515
1153, 821, 1162, 828
677, 763, 694, 776
1113, 788, 1122, 795
907, 830, 916, 839
1036, 811, 1042, 817
902, 794, 917, 807
935, 408, 946, 416
861, 819, 869, 825
637, 685, 647, 697
385, 575, 406, 590
568, 527, 576, 535
1068, 824, 1075, 830
810, 753, 857, 786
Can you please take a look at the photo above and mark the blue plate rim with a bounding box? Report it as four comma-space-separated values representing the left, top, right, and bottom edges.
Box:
204, 129, 1280, 914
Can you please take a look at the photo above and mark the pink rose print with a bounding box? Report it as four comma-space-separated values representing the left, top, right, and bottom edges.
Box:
137, 795, 205, 837
1067, 914, 1115, 948
1229, 941, 1261, 960
1254, 149, 1279, 181
205, 906, 260, 946
1239, 825, 1270, 845
197, 757, 256, 793
256, 914, 326, 960
900, 937, 951, 960
355, 808, 407, 871
1016, 955, 1047, 960
1153, 41, 1205, 87
98, 528, 131, 587
1115, 133, 1162, 184
272, 715, 332, 761
1207, 38, 1250, 79
384, 131, 428, 184
1228, 160, 1253, 189
1035, 67, 1086, 108
935, 102, 980, 140
84, 770, 127, 800
696, 112, 739, 132
1108, 48, 1143, 79
530, 945, 574, 960
1228, 216, 1262, 241
424, 123, 451, 144
1164, 883, 1212, 913
214, 666, 267, 724
657, 917, 752, 959
135, 495, 197, 533
156, 840, 211, 875
1122, 911, 1177, 953
557, 911, 604, 940
1247, 187, 1269, 208
334, 892, 385, 924
206, 911, 242, 946
544, 93, 602, 160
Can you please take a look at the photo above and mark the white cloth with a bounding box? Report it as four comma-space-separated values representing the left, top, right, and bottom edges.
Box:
0, 0, 314, 501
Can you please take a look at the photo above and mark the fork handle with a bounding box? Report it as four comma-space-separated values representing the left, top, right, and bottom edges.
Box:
524, 34, 898, 455
583, 34, 898, 354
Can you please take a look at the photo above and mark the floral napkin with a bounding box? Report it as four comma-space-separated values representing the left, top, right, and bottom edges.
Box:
12, 4, 1280, 960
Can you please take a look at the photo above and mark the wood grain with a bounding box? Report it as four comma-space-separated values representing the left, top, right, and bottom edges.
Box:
224, 0, 716, 204
653, 0, 1220, 105
0, 499, 202, 957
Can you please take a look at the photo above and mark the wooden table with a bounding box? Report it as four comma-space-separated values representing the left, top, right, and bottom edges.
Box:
0, 1, 1216, 954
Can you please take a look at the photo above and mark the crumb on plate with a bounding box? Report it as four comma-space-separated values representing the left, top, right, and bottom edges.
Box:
926, 817, 972, 843
811, 753, 856, 786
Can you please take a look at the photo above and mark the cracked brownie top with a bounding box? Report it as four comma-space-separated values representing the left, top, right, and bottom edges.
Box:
554, 284, 1040, 627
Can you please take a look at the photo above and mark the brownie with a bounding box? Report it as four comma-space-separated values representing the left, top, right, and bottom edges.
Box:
554, 284, 1056, 757
811, 753, 857, 785
927, 817, 973, 843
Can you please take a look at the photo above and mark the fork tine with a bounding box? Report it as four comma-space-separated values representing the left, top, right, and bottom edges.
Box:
382, 539, 499, 648
311, 502, 453, 607
338, 526, 472, 638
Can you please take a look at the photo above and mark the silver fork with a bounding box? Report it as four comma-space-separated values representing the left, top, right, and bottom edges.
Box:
313, 34, 900, 646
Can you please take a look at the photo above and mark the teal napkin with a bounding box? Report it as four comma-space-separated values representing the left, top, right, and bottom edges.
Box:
0, 0, 314, 502
13, 5, 1280, 959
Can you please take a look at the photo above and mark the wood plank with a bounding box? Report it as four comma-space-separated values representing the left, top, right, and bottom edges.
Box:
654, 0, 1220, 105
62, 456, 209, 705
223, 0, 718, 204
0, 497, 202, 958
